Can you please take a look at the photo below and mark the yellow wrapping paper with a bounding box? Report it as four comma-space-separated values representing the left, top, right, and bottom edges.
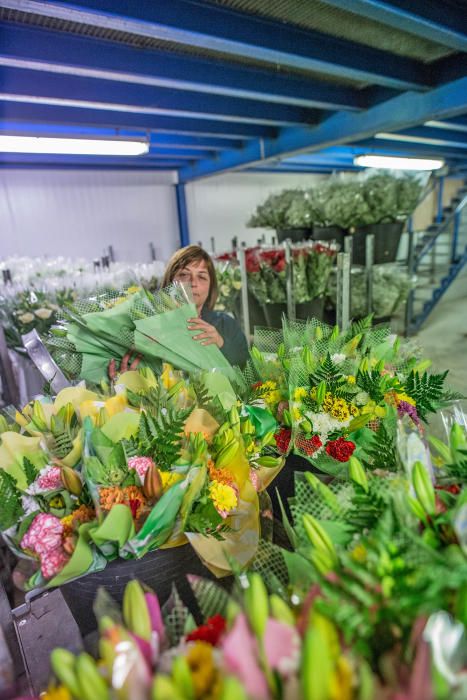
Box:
186, 479, 260, 577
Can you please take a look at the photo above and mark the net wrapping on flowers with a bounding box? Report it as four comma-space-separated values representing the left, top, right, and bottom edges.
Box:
249, 538, 290, 594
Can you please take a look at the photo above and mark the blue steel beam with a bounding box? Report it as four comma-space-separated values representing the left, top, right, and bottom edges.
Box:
0, 103, 278, 140
0, 22, 364, 112
0, 0, 432, 90
0, 153, 188, 166
0, 163, 182, 170
0, 67, 318, 127
179, 76, 467, 181
318, 0, 467, 52
175, 184, 190, 247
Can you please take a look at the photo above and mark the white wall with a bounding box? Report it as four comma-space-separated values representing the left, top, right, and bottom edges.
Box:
0, 169, 179, 263
186, 172, 326, 253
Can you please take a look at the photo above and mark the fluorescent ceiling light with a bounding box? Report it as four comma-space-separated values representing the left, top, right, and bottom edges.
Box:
0, 134, 149, 156
354, 155, 444, 171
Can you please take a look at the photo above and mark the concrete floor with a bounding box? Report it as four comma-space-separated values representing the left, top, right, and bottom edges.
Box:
415, 268, 467, 396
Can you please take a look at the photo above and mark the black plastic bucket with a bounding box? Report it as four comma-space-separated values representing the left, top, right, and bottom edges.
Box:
311, 226, 345, 249
350, 222, 404, 265
276, 228, 311, 244
295, 297, 325, 322
60, 544, 230, 636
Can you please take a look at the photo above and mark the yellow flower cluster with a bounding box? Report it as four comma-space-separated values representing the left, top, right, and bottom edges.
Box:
293, 387, 307, 401
160, 471, 185, 490
209, 480, 238, 514
186, 641, 221, 699
322, 392, 359, 422
257, 381, 281, 408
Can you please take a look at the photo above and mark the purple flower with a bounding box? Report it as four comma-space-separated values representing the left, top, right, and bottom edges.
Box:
397, 400, 420, 425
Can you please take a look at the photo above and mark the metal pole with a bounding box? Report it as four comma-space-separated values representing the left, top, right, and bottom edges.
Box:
285, 239, 295, 321
336, 252, 351, 331
344, 234, 353, 264
452, 211, 460, 263
365, 234, 374, 316
175, 183, 190, 247
405, 217, 415, 336
436, 175, 445, 225
237, 247, 251, 342
0, 326, 19, 406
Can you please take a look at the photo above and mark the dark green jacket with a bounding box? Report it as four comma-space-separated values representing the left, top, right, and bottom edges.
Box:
201, 308, 249, 368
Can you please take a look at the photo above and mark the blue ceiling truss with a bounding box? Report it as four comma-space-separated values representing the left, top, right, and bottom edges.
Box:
0, 0, 466, 179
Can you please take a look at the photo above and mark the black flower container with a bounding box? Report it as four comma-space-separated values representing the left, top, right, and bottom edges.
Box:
276, 228, 312, 244
350, 222, 405, 265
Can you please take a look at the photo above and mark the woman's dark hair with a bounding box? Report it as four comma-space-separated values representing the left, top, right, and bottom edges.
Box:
161, 245, 218, 310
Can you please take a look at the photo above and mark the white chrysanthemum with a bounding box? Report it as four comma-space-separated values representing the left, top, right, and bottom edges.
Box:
331, 353, 346, 364
18, 312, 34, 324
220, 284, 230, 295
232, 279, 242, 290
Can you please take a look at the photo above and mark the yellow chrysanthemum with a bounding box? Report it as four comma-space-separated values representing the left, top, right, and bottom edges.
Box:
349, 404, 359, 417
347, 375, 356, 384
209, 480, 238, 514
259, 380, 277, 393
186, 642, 218, 699
351, 543, 367, 563
264, 390, 281, 407
310, 387, 317, 399
293, 387, 307, 401
395, 392, 416, 406
292, 406, 302, 421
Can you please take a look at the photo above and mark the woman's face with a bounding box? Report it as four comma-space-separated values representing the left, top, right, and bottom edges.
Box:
173, 259, 211, 310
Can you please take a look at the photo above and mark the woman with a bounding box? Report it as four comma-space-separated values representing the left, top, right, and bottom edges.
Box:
110, 245, 249, 378
161, 245, 249, 367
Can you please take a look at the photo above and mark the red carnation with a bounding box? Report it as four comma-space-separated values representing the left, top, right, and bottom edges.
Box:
325, 437, 356, 462
274, 257, 286, 272
186, 614, 226, 646
298, 434, 322, 456
274, 427, 292, 454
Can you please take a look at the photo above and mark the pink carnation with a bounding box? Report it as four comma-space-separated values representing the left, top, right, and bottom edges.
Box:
128, 456, 155, 482
37, 466, 63, 491
40, 547, 69, 579
21, 513, 64, 555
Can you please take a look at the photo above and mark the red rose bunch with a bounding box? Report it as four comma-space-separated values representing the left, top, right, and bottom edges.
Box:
186, 614, 226, 646
275, 427, 292, 454
260, 249, 286, 273
298, 434, 323, 456
325, 437, 356, 462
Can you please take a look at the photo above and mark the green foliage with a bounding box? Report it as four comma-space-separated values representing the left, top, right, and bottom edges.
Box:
23, 457, 38, 486
126, 383, 163, 415
356, 370, 386, 403
405, 369, 448, 421
309, 353, 342, 390
363, 422, 397, 472
0, 471, 23, 531
137, 407, 192, 470
185, 500, 230, 540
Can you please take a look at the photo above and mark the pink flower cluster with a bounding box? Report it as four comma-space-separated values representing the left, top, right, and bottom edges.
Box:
37, 466, 63, 491
21, 513, 69, 579
128, 456, 155, 482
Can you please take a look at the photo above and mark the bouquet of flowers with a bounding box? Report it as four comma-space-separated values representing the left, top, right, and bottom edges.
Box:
214, 254, 242, 314
327, 263, 412, 319
0, 287, 76, 350
48, 282, 236, 385
246, 243, 336, 306
0, 364, 285, 588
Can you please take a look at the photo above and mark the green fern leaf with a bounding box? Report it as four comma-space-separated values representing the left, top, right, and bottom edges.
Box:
405, 370, 448, 421
0, 471, 23, 530
23, 457, 38, 485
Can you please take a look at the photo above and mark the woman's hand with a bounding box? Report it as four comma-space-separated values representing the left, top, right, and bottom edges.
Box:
188, 318, 224, 348
108, 351, 141, 380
